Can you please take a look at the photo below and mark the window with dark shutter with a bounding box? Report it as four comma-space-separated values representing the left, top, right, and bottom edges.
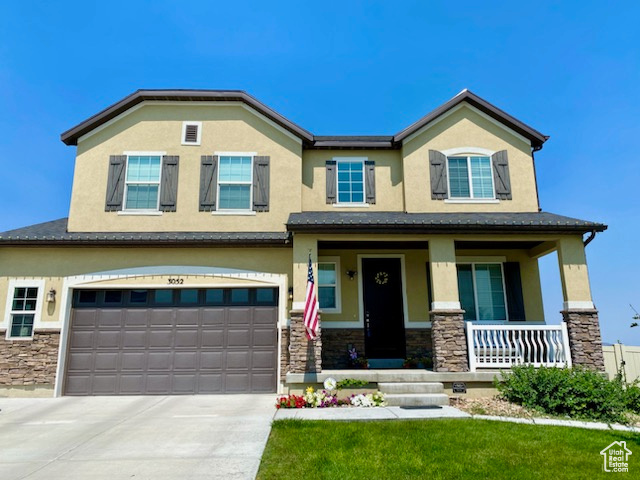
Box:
253, 156, 270, 212
199, 155, 217, 211
326, 160, 337, 204
365, 160, 376, 204
492, 150, 512, 200
429, 150, 448, 200
159, 156, 179, 212
105, 155, 127, 211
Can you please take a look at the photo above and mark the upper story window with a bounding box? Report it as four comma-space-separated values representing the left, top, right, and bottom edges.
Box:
337, 159, 365, 204
457, 263, 507, 321
218, 155, 253, 210
447, 156, 494, 199
124, 155, 162, 210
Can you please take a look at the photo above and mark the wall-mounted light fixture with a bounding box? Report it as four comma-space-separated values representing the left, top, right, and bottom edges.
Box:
288, 287, 294, 301
46, 288, 56, 303
345, 270, 357, 281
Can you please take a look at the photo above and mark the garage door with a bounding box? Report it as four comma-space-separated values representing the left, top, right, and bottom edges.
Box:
64, 287, 278, 395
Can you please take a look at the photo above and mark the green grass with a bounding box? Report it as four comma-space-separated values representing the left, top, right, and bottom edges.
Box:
257, 418, 639, 479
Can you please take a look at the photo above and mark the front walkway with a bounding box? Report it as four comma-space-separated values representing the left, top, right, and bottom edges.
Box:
276, 405, 470, 421
0, 395, 275, 480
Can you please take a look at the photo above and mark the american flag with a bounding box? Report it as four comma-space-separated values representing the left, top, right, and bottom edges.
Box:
303, 255, 319, 340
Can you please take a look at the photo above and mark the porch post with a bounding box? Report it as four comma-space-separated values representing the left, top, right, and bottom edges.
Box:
557, 236, 604, 371
429, 237, 468, 372
289, 234, 322, 373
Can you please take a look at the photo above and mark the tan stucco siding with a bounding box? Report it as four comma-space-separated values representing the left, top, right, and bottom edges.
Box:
302, 150, 404, 211
0, 246, 294, 326
68, 104, 302, 232
401, 105, 539, 213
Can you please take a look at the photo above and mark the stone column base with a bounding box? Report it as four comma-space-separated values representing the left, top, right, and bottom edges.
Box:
430, 310, 468, 372
562, 309, 605, 371
288, 310, 322, 373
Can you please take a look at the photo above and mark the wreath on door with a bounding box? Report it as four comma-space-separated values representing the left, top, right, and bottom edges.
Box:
375, 271, 389, 285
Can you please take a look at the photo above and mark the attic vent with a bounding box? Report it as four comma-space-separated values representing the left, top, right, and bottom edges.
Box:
182, 121, 202, 145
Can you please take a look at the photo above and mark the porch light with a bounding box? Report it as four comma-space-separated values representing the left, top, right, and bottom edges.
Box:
46, 288, 56, 303
288, 287, 293, 301
345, 270, 357, 280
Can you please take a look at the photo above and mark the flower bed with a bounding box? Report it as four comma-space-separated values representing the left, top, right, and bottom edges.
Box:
276, 377, 387, 409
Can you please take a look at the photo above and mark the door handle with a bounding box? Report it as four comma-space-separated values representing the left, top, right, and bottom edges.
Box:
365, 311, 371, 337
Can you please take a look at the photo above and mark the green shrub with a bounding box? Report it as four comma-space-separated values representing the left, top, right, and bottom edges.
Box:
496, 365, 627, 423
623, 382, 640, 413
336, 378, 369, 389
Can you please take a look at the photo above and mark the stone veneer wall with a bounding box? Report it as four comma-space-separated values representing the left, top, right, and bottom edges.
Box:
280, 327, 290, 383
430, 310, 469, 372
322, 329, 365, 369
0, 330, 60, 386
288, 310, 322, 373
562, 309, 605, 371
405, 329, 433, 358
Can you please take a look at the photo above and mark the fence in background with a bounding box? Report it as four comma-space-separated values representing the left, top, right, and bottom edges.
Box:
603, 344, 640, 383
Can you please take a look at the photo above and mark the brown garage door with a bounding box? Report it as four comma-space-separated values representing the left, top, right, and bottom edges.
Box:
64, 287, 278, 395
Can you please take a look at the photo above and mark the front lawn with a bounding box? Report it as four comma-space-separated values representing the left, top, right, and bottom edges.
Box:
257, 419, 639, 479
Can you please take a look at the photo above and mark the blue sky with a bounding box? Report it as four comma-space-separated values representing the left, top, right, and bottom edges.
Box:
0, 1, 638, 343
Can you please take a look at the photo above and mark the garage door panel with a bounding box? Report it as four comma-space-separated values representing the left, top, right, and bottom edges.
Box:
96, 331, 120, 348
97, 310, 124, 328
252, 350, 276, 369
149, 331, 173, 348
175, 309, 199, 326
67, 352, 93, 371
253, 328, 275, 347
227, 329, 250, 347
201, 329, 224, 347
149, 310, 175, 327
124, 310, 148, 326
174, 352, 197, 370
94, 353, 119, 371
121, 352, 146, 370
174, 330, 198, 348
65, 290, 277, 395
69, 331, 95, 349
202, 309, 225, 325
120, 375, 145, 394
200, 351, 223, 370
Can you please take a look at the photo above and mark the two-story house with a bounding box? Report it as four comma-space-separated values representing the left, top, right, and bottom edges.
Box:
0, 89, 606, 397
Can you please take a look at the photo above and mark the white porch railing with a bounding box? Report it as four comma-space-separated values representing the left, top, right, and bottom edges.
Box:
466, 322, 572, 372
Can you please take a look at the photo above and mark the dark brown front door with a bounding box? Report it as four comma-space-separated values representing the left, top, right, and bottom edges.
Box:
362, 257, 406, 358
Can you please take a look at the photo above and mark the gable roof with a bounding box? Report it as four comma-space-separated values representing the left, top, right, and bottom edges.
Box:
60, 89, 549, 149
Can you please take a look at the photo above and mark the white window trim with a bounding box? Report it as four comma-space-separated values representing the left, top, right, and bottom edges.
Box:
457, 262, 509, 322
4, 279, 45, 340
181, 121, 202, 145
121, 151, 165, 213
318, 256, 341, 314
446, 153, 496, 201
334, 157, 368, 206
214, 151, 256, 213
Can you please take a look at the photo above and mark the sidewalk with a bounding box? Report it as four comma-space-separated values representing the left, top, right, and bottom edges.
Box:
275, 405, 470, 421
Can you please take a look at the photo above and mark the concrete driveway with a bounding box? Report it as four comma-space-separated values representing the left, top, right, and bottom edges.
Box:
0, 395, 276, 480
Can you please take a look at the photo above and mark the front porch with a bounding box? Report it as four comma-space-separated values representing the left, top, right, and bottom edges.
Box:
283, 212, 606, 380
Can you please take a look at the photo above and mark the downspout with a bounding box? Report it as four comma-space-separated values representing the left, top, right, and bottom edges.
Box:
583, 230, 597, 247
531, 145, 543, 212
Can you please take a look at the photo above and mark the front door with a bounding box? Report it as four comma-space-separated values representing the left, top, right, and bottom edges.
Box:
362, 257, 406, 358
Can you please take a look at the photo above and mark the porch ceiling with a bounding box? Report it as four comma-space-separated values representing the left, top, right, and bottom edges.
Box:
287, 212, 607, 235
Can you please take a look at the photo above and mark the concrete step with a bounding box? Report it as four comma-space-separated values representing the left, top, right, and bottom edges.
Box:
385, 393, 450, 407
378, 382, 444, 394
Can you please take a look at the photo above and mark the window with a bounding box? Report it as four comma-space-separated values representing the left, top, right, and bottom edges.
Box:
318, 258, 341, 312
218, 155, 253, 210
124, 155, 162, 210
447, 156, 494, 199
8, 287, 39, 338
181, 121, 202, 145
337, 158, 365, 204
457, 263, 507, 321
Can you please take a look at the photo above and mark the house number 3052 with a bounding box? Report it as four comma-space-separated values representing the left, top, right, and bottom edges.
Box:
167, 278, 184, 285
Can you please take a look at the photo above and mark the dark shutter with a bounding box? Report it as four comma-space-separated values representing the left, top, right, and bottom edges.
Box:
429, 150, 448, 200
365, 160, 376, 204
105, 155, 126, 211
326, 160, 337, 204
492, 150, 512, 200
199, 155, 218, 211
184, 124, 198, 143
504, 262, 526, 321
253, 156, 270, 212
159, 156, 179, 212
